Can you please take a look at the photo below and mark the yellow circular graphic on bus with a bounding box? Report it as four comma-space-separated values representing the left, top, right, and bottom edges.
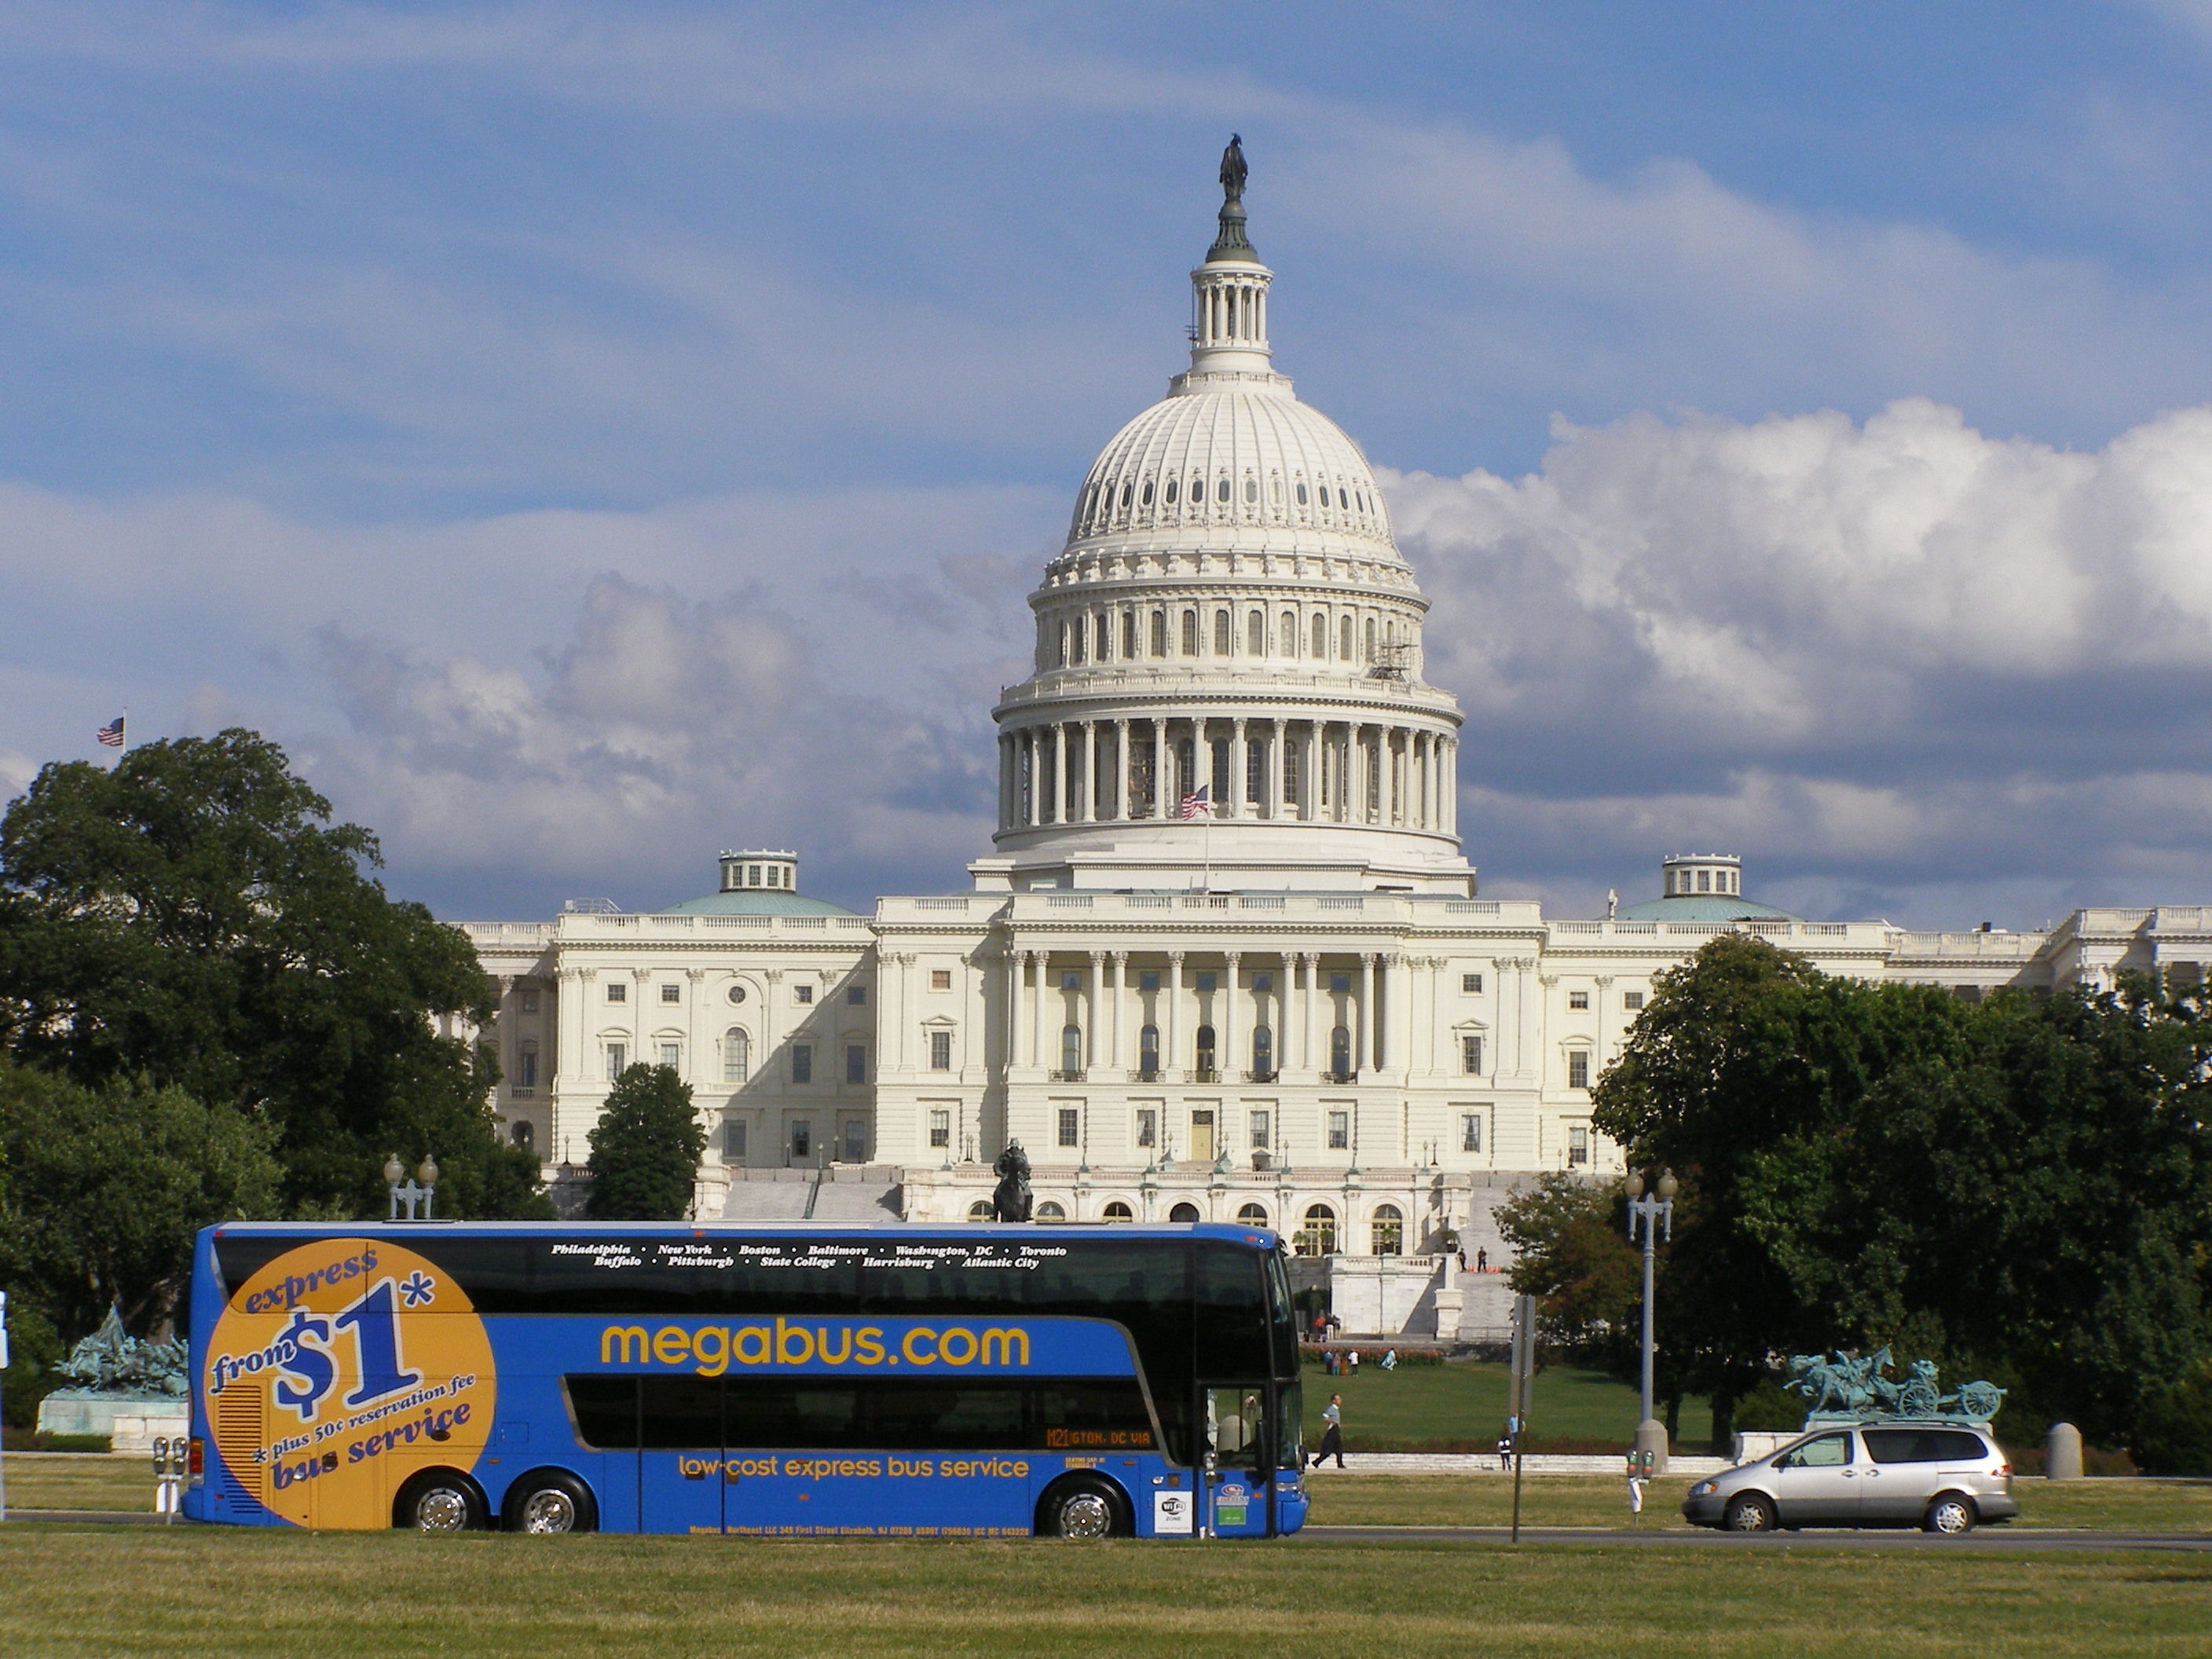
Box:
205, 1238, 496, 1529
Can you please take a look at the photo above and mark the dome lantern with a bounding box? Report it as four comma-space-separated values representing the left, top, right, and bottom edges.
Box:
1188, 133, 1273, 381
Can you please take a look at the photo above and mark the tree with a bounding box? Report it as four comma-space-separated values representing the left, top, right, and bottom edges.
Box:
1496, 1173, 1642, 1369
0, 729, 546, 1221
0, 1060, 283, 1339
587, 1065, 707, 1221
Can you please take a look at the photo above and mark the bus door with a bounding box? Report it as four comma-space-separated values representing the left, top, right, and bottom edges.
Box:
1201, 1385, 1273, 1538
638, 1376, 727, 1535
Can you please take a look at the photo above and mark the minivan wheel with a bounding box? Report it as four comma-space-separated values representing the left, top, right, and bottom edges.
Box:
1924, 1493, 1977, 1536
1724, 1494, 1778, 1533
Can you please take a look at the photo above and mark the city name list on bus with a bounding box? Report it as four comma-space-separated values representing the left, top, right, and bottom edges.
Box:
544, 1240, 1073, 1273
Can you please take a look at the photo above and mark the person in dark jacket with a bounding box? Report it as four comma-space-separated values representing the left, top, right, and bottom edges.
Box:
1310, 1394, 1346, 1468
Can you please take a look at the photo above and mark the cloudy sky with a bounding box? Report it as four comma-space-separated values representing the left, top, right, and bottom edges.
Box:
9, 2, 2212, 927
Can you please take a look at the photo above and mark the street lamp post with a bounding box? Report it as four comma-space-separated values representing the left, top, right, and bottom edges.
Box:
1624, 1166, 1678, 1475
386, 1154, 439, 1221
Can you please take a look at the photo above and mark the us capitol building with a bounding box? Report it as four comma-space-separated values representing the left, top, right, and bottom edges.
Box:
459, 147, 2212, 1339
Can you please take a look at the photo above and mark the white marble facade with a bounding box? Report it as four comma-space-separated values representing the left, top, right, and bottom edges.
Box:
456, 176, 2212, 1339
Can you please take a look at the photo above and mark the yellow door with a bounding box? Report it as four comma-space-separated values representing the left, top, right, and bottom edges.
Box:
1190, 1110, 1216, 1163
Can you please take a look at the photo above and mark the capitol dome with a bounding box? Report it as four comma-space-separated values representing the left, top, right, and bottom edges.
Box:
971, 142, 1471, 898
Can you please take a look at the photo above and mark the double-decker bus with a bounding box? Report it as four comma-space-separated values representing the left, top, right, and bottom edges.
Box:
183, 1220, 1307, 1539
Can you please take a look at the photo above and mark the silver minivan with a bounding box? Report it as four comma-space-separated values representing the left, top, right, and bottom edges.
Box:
1682, 1423, 2018, 1533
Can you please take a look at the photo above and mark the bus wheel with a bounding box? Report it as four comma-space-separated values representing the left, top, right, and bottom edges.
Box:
395, 1470, 487, 1533
504, 1470, 598, 1535
1037, 1475, 1128, 1540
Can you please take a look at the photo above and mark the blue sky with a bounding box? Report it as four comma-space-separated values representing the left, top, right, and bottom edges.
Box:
9, 2, 2212, 926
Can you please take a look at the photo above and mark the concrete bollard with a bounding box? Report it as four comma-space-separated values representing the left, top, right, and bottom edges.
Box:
2045, 1422, 2083, 1481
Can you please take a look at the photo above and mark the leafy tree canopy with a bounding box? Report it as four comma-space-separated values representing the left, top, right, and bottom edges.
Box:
0, 729, 545, 1225
587, 1064, 707, 1221
1591, 934, 2212, 1462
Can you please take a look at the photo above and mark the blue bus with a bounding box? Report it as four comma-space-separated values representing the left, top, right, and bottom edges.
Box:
184, 1220, 1308, 1539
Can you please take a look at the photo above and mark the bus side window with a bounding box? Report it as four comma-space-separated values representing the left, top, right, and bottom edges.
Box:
566, 1375, 639, 1448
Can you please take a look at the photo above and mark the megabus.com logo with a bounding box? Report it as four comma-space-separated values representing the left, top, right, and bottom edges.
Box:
599, 1318, 1031, 1377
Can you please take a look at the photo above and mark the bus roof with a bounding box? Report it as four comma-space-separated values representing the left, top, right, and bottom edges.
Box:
203, 1219, 1281, 1247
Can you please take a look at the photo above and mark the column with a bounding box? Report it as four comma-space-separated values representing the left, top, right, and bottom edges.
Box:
1052, 726, 1068, 823
1303, 723, 1320, 822
1445, 739, 1458, 836
1229, 718, 1247, 819
1086, 951, 1104, 1069
1299, 954, 1318, 1072
1166, 952, 1184, 1082
1082, 721, 1098, 822
997, 735, 1012, 830
1265, 718, 1284, 819
1004, 951, 1022, 1070
1024, 731, 1042, 827
1110, 950, 1128, 1070
1222, 951, 1241, 1077
1029, 950, 1047, 1069
1358, 953, 1376, 1073
1153, 720, 1170, 820
1113, 719, 1130, 821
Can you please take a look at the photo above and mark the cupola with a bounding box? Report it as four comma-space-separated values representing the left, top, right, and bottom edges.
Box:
720, 848, 799, 893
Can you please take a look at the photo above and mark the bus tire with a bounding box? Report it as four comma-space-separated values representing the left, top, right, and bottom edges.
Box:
503, 1470, 598, 1535
1035, 1474, 1130, 1540
394, 1468, 488, 1533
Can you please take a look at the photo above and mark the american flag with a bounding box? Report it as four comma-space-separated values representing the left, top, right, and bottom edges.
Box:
1179, 784, 1211, 819
95, 716, 126, 749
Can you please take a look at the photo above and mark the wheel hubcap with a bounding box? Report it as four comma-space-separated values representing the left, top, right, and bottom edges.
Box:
1934, 1502, 1970, 1534
416, 1488, 471, 1532
1058, 1492, 1111, 1539
521, 1489, 577, 1533
1729, 1503, 1767, 1531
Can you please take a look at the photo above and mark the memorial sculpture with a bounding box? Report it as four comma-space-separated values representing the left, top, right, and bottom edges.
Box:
1785, 1347, 2005, 1424
991, 1140, 1034, 1222
35, 1306, 192, 1450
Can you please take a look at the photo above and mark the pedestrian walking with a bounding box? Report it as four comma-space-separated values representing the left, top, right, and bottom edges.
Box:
1347, 1348, 1360, 1375
1311, 1393, 1346, 1469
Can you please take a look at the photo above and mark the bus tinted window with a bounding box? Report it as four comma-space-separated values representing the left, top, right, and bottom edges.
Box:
641, 1376, 724, 1448
1195, 1244, 1270, 1379
566, 1375, 639, 1449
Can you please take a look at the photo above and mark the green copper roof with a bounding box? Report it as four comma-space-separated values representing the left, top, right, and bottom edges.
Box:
654, 891, 859, 917
1613, 894, 1802, 924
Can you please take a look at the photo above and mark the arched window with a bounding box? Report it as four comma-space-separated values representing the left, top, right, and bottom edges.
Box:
1122, 610, 1136, 658
1330, 1025, 1352, 1078
511, 1120, 534, 1151
1141, 480, 1153, 507
968, 1200, 996, 1223
1216, 476, 1231, 502
1247, 610, 1265, 656
1312, 614, 1328, 659
1364, 617, 1377, 662
1296, 480, 1309, 506
1061, 1024, 1082, 1075
1281, 610, 1296, 655
1191, 474, 1204, 505
1037, 1200, 1067, 1221
1139, 1024, 1160, 1075
1295, 1204, 1338, 1257
1251, 1025, 1273, 1076
1166, 478, 1178, 505
1103, 1201, 1134, 1222
1237, 1203, 1269, 1227
1057, 623, 1069, 668
1214, 610, 1231, 654
1196, 1024, 1217, 1078
1182, 610, 1199, 656
1372, 1204, 1404, 1256
1151, 610, 1167, 656
1071, 617, 1086, 665
1170, 1202, 1202, 1223
723, 1028, 750, 1084
1339, 617, 1353, 660
1243, 478, 1258, 504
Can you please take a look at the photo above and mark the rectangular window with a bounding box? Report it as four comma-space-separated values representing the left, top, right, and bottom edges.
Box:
929, 1030, 953, 1071
1568, 1125, 1590, 1165
1136, 1108, 1157, 1148
519, 990, 540, 1014
1057, 1108, 1079, 1148
1568, 990, 1589, 1010
1254, 972, 1272, 994
1624, 991, 1646, 1010
1460, 1035, 1484, 1075
792, 1045, 813, 1084
658, 1042, 679, 1069
843, 1119, 866, 1162
847, 984, 867, 1005
791, 1120, 811, 1159
723, 1119, 747, 1163
605, 1042, 626, 1079
845, 1045, 867, 1085
1250, 1109, 1270, 1149
606, 981, 627, 1004
1568, 1050, 1590, 1090
661, 982, 682, 1004
1196, 972, 1216, 994
1327, 1110, 1350, 1150
1062, 972, 1082, 993
1331, 972, 1350, 994
515, 1041, 538, 1090
931, 969, 953, 991
928, 1109, 951, 1148
1140, 972, 1160, 993
795, 984, 815, 1005
1462, 972, 1482, 994
1461, 1113, 1483, 1154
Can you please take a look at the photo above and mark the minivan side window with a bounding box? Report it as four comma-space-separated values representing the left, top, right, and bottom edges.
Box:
1782, 1432, 1852, 1467
1862, 1429, 1987, 1464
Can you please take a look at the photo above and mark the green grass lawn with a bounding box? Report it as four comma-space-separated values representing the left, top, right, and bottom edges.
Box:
1304, 1474, 2212, 1532
1313, 1357, 1713, 1451
4, 1455, 152, 1513
2, 1525, 2209, 1659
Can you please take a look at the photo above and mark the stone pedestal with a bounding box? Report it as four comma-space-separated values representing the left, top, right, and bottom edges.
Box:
2045, 1421, 2084, 1481
36, 1392, 188, 1452
1634, 1417, 1669, 1478
1431, 1287, 1464, 1341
